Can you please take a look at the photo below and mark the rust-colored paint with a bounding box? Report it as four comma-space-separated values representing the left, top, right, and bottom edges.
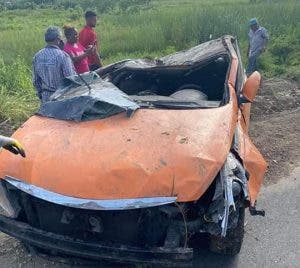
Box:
237, 71, 267, 205
239, 121, 267, 206
0, 87, 239, 202
237, 112, 267, 205
228, 52, 238, 87
0, 40, 267, 204
241, 71, 261, 133
243, 71, 261, 102
229, 51, 267, 204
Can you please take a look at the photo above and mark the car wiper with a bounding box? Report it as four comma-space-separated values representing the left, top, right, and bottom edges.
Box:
135, 101, 202, 109
135, 100, 220, 109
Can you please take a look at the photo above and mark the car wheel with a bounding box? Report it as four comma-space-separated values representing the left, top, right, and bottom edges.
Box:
209, 204, 245, 256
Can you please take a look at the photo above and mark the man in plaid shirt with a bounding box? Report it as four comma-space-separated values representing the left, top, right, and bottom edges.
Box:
33, 26, 76, 103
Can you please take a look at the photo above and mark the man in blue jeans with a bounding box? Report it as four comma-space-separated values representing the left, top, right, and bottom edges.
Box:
246, 18, 269, 76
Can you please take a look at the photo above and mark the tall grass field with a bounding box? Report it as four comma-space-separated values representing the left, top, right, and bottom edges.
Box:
0, 0, 299, 126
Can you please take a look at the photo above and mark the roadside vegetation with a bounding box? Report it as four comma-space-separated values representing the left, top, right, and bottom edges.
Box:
0, 0, 299, 126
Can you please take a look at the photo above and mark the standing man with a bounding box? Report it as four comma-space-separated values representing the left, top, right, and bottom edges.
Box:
33, 26, 76, 103
79, 11, 102, 71
246, 18, 269, 75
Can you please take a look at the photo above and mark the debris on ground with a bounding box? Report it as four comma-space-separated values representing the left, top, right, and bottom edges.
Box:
251, 78, 300, 120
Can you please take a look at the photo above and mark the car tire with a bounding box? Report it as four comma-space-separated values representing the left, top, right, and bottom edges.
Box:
209, 204, 245, 256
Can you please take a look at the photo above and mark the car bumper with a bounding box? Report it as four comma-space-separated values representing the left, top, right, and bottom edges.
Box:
0, 215, 193, 266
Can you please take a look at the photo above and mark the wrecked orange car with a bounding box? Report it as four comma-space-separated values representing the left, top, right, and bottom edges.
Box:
0, 36, 267, 266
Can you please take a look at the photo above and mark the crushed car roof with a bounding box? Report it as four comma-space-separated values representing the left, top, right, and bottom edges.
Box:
38, 36, 231, 122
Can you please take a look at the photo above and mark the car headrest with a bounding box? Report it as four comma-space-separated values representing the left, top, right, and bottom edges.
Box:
170, 89, 208, 102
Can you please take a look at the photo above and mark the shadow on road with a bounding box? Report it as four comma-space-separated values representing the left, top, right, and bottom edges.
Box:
193, 249, 238, 268
24, 246, 239, 268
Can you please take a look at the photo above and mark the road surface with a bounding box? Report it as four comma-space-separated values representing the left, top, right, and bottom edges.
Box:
193, 166, 300, 268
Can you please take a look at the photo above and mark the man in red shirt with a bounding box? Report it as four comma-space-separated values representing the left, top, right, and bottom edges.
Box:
79, 11, 102, 71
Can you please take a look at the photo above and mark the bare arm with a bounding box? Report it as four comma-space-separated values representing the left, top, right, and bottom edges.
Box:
261, 28, 269, 52
262, 39, 268, 52
32, 59, 43, 100
70, 52, 89, 63
247, 42, 250, 57
69, 46, 96, 64
91, 36, 102, 67
94, 52, 102, 67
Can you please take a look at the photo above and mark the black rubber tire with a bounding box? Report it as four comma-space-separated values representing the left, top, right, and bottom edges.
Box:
209, 205, 245, 256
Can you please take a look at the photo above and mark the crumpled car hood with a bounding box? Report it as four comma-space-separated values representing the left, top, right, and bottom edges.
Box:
0, 100, 237, 202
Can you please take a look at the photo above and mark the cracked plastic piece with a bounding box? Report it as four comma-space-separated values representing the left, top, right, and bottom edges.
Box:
228, 153, 249, 199
249, 205, 266, 217
0, 181, 18, 218
220, 158, 237, 237
206, 152, 247, 237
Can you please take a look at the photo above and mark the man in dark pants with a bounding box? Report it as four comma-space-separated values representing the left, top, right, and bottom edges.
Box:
246, 18, 269, 76
79, 11, 102, 71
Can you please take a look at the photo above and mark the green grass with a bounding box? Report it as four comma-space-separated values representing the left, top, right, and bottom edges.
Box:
0, 0, 299, 126
0, 57, 38, 126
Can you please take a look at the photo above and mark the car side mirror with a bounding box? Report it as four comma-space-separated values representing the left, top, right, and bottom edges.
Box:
240, 71, 261, 104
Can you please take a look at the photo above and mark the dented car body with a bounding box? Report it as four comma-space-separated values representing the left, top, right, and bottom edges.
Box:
0, 36, 267, 266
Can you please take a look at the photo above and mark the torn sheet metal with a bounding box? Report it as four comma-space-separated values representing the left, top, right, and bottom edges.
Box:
220, 163, 236, 237
160, 38, 227, 66
38, 77, 139, 122
236, 122, 267, 205
205, 152, 247, 236
4, 177, 177, 210
98, 37, 228, 79
229, 153, 249, 199
0, 181, 18, 218
37, 37, 229, 123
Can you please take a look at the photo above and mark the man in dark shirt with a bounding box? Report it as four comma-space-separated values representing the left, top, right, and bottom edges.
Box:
79, 11, 102, 71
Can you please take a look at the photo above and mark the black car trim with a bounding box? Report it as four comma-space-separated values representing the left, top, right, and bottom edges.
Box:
0, 215, 193, 266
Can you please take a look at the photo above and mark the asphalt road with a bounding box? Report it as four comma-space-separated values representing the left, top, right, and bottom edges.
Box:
0, 167, 299, 268
192, 166, 300, 268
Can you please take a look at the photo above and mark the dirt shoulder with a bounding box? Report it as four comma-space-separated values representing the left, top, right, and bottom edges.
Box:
250, 108, 300, 184
250, 78, 300, 183
0, 120, 14, 136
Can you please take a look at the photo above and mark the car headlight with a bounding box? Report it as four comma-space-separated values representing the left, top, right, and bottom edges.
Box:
0, 181, 17, 218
